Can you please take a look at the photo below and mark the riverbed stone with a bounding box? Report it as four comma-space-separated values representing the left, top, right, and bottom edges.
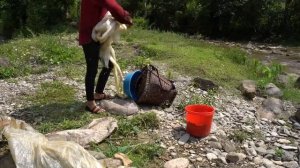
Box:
265, 83, 283, 98
225, 152, 246, 163
262, 97, 284, 115
239, 80, 256, 100
282, 161, 299, 168
164, 158, 189, 168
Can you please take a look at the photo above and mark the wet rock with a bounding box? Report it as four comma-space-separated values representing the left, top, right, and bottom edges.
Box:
225, 152, 246, 163
265, 83, 283, 98
239, 80, 256, 100
192, 77, 218, 91
164, 158, 189, 168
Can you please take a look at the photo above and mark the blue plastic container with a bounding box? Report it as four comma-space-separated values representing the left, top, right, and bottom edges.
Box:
123, 70, 142, 101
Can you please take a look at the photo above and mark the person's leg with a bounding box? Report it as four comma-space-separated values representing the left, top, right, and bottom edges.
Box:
95, 61, 114, 99
82, 41, 104, 112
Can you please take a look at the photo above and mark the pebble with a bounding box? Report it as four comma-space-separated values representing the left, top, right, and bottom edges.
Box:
277, 139, 291, 144
263, 158, 275, 168
206, 153, 218, 161
164, 158, 189, 168
225, 152, 246, 163
178, 133, 190, 145
282, 161, 299, 168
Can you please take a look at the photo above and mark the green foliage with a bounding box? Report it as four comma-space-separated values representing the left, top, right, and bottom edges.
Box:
0, 0, 77, 37
275, 148, 284, 157
116, 112, 159, 137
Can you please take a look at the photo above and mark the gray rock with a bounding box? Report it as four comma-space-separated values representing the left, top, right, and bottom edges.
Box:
99, 158, 123, 168
281, 145, 298, 150
277, 75, 290, 87
246, 147, 257, 156
265, 83, 283, 98
164, 158, 189, 168
263, 158, 275, 168
277, 139, 291, 144
260, 97, 284, 117
282, 161, 299, 168
253, 156, 263, 165
206, 153, 218, 161
178, 133, 190, 145
223, 141, 236, 153
209, 142, 222, 150
239, 80, 256, 100
282, 151, 295, 161
88, 150, 106, 160
256, 147, 267, 156
225, 152, 246, 163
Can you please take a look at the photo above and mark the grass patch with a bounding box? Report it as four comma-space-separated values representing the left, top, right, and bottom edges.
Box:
55, 64, 85, 81
91, 140, 164, 168
0, 34, 83, 79
123, 29, 254, 87
116, 112, 159, 137
21, 81, 104, 133
283, 87, 300, 104
229, 129, 265, 143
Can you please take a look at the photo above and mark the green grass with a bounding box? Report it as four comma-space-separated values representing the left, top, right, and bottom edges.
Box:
0, 34, 83, 79
123, 28, 254, 87
23, 81, 104, 133
283, 87, 300, 103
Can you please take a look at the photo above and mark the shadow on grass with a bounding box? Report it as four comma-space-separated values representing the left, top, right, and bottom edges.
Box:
11, 101, 105, 133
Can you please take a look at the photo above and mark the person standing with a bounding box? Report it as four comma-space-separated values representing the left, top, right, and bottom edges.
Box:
79, 0, 133, 113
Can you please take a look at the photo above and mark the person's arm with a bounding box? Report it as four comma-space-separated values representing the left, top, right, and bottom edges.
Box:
101, 0, 132, 25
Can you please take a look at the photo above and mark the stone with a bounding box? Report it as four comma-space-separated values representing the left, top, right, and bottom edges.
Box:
278, 120, 287, 125
256, 147, 267, 155
262, 158, 275, 168
260, 97, 284, 116
281, 145, 298, 150
88, 150, 106, 160
178, 133, 190, 145
223, 141, 236, 153
164, 158, 190, 168
253, 156, 263, 165
277, 139, 291, 144
216, 130, 226, 138
282, 161, 299, 168
206, 153, 218, 161
246, 147, 257, 156
209, 142, 222, 150
192, 77, 218, 91
276, 75, 290, 87
225, 152, 246, 163
265, 83, 283, 98
239, 80, 256, 100
282, 151, 295, 161
99, 158, 123, 168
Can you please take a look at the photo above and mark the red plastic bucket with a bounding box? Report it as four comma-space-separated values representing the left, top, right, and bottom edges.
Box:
185, 104, 215, 137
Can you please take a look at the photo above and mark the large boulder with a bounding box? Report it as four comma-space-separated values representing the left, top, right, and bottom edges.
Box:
262, 97, 283, 115
239, 80, 256, 100
257, 97, 283, 120
264, 83, 282, 98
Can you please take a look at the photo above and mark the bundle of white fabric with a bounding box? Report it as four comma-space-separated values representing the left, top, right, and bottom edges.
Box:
92, 12, 127, 97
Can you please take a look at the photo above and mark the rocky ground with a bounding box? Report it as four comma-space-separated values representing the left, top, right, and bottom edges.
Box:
0, 64, 300, 168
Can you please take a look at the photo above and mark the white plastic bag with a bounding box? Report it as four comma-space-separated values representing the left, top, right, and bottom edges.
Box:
1, 116, 103, 168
